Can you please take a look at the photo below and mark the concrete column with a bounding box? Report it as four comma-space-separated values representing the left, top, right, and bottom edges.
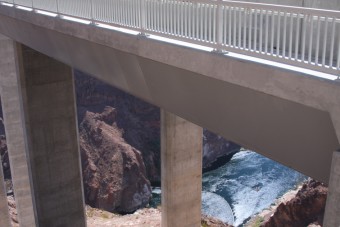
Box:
15, 43, 86, 227
161, 110, 203, 227
324, 150, 340, 227
0, 157, 11, 227
0, 34, 37, 227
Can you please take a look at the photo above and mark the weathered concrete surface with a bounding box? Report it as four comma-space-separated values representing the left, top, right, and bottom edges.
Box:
324, 151, 340, 227
0, 34, 36, 227
15, 43, 86, 227
161, 110, 202, 227
0, 156, 11, 227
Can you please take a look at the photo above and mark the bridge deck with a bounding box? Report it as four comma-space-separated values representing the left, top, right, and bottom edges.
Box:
0, 3, 339, 183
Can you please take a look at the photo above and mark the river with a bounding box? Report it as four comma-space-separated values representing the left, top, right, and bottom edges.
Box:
151, 150, 306, 226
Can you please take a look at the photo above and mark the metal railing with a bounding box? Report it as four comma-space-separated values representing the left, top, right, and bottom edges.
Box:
1, 0, 340, 75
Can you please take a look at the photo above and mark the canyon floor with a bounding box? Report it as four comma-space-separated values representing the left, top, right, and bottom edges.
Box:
86, 206, 231, 227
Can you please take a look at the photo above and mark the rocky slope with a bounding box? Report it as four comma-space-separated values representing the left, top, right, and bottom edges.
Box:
79, 107, 151, 213
262, 179, 327, 227
247, 179, 328, 227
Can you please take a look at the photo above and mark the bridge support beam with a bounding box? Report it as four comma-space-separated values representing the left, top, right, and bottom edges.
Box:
0, 34, 37, 227
161, 110, 203, 227
0, 157, 11, 227
14, 43, 86, 227
324, 150, 340, 227
0, 34, 86, 227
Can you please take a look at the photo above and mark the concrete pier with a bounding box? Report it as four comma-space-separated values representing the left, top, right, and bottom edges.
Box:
14, 43, 86, 227
324, 150, 340, 227
0, 34, 37, 227
161, 110, 203, 227
0, 157, 11, 227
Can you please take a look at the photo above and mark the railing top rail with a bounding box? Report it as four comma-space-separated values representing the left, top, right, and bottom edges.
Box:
185, 0, 340, 17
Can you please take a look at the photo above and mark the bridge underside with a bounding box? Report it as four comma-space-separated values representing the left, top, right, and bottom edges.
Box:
0, 7, 338, 184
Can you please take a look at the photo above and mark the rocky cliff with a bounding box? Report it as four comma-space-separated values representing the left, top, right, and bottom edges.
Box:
79, 107, 151, 213
262, 179, 327, 227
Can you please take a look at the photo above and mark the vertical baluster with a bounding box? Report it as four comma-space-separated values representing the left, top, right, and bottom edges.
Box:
200, 4, 203, 40
301, 14, 307, 62
124, 0, 127, 24
179, 2, 184, 36
170, 1, 173, 34
276, 11, 281, 56
166, 0, 169, 33
134, 0, 137, 27
140, 0, 146, 33
265, 10, 269, 53
228, 6, 231, 47
243, 8, 247, 49
178, 1, 181, 36
294, 13, 300, 60
315, 16, 321, 65
224, 6, 227, 45
288, 12, 293, 59
270, 11, 275, 55
128, 0, 132, 26
189, 2, 192, 38
161, 0, 164, 32
322, 17, 329, 67
248, 8, 252, 51
233, 7, 236, 47
158, 0, 161, 32
337, 23, 340, 70
114, 0, 120, 24
150, 0, 154, 31
213, 4, 216, 43
259, 9, 263, 53
282, 11, 287, 58
184, 2, 187, 37
216, 0, 223, 50
205, 4, 208, 41
159, 0, 162, 31
254, 8, 258, 51
329, 18, 336, 68
115, 0, 118, 24
153, 0, 156, 31
195, 3, 197, 39
209, 5, 212, 42
308, 15, 314, 64
238, 8, 242, 48
194, 3, 197, 39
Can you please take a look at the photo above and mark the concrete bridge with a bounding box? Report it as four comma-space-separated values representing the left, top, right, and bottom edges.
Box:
0, 0, 339, 226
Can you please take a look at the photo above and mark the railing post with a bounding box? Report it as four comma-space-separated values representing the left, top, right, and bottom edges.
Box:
214, 0, 225, 53
139, 0, 147, 36
90, 0, 95, 25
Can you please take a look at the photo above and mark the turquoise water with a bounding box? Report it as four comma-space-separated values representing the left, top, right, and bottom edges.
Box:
151, 150, 306, 226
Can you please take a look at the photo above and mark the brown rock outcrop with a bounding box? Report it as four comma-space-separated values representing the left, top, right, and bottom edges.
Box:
262, 179, 328, 227
79, 107, 152, 213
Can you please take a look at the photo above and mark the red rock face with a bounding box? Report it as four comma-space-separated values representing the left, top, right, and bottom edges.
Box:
262, 180, 328, 227
79, 107, 152, 213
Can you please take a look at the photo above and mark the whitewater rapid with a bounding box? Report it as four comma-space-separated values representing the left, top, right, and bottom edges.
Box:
151, 150, 306, 226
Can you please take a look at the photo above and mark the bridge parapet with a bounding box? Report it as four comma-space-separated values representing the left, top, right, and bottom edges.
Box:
1, 0, 339, 75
